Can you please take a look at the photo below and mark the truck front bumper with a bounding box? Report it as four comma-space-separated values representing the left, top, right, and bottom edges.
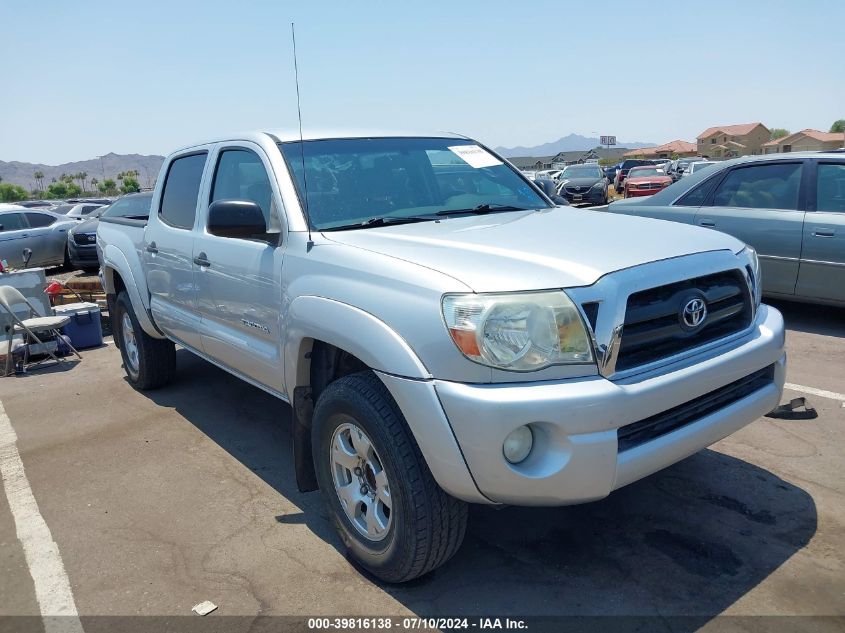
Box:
382, 304, 785, 506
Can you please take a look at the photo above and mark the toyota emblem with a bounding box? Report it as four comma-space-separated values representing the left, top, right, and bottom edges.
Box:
681, 297, 707, 329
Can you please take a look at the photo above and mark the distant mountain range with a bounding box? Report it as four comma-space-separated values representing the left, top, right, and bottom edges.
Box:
0, 153, 165, 192
495, 134, 656, 157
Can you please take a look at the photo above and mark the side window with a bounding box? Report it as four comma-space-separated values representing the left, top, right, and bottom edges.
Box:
210, 149, 280, 232
24, 213, 56, 228
675, 176, 718, 207
0, 213, 27, 232
710, 162, 802, 210
160, 153, 207, 229
816, 163, 845, 213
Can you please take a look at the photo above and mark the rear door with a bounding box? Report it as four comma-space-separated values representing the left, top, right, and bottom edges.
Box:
144, 151, 209, 350
694, 160, 806, 296
0, 212, 35, 267
795, 161, 845, 303
24, 212, 65, 267
193, 143, 285, 391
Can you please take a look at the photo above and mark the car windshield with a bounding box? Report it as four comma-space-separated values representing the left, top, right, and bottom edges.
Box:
628, 168, 664, 178
101, 193, 153, 219
279, 137, 550, 230
561, 166, 602, 179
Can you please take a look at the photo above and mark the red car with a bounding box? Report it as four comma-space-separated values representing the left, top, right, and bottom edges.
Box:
623, 166, 673, 198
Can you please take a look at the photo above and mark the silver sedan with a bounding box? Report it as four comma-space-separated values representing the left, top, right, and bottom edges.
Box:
606, 152, 845, 307
0, 205, 78, 269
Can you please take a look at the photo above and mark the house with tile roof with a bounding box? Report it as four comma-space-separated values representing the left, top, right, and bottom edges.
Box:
623, 140, 698, 159
762, 129, 845, 154
696, 123, 770, 158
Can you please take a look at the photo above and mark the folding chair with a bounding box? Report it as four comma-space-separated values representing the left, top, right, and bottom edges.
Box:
0, 285, 82, 376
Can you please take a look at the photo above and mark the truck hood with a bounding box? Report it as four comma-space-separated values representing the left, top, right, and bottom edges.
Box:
322, 208, 745, 292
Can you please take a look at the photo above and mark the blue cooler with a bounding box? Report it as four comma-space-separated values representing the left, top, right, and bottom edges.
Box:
53, 302, 103, 349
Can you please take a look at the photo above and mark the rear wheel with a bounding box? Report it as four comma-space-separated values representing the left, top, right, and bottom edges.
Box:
115, 291, 176, 390
313, 371, 468, 583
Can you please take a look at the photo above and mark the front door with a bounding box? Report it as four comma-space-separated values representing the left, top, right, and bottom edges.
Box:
193, 144, 285, 392
0, 212, 34, 267
694, 160, 806, 296
796, 161, 845, 303
144, 151, 208, 350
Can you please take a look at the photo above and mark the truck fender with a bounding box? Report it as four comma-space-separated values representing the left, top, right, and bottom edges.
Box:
284, 296, 431, 391
102, 244, 164, 339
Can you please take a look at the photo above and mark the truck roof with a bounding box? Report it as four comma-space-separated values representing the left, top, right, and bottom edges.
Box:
172, 129, 471, 153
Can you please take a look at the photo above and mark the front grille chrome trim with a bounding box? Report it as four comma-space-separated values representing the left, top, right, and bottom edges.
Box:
565, 252, 759, 381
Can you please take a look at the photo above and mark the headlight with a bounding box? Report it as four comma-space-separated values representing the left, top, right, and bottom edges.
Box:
442, 291, 593, 371
591, 181, 604, 190
742, 246, 762, 308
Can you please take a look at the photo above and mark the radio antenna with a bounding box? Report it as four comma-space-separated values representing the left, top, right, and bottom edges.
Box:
291, 22, 312, 247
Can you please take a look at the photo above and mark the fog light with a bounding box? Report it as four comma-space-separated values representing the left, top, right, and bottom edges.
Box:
503, 425, 533, 464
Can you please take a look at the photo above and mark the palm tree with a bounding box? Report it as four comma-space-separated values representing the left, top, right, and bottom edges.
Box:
33, 171, 44, 192
90, 177, 99, 192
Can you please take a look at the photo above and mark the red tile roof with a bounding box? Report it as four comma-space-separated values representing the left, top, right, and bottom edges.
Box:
697, 123, 767, 140
623, 140, 697, 157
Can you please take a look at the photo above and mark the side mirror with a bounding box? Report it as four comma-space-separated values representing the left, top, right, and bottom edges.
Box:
551, 195, 569, 206
533, 178, 557, 198
207, 200, 269, 240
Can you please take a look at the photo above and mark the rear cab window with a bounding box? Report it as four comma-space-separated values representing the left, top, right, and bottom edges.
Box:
159, 153, 208, 229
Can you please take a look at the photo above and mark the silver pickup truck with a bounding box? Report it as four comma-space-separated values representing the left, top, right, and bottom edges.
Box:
97, 131, 786, 583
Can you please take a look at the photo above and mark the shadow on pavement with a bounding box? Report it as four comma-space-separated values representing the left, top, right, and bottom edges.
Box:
767, 298, 845, 338
143, 350, 817, 626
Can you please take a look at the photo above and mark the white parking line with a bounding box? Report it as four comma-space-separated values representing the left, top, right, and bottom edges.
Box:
0, 400, 83, 632
784, 383, 845, 403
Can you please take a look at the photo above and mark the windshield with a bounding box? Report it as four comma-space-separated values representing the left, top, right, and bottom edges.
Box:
279, 137, 550, 230
101, 193, 153, 219
628, 168, 664, 178
690, 162, 715, 173
561, 166, 603, 179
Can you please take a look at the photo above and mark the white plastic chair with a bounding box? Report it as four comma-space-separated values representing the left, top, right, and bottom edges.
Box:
0, 285, 81, 376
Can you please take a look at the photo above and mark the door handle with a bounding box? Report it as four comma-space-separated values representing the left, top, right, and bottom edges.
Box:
146, 242, 159, 254
813, 229, 835, 238
193, 252, 211, 267
698, 219, 716, 227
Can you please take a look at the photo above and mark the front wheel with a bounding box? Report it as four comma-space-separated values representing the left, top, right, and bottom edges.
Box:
114, 291, 176, 390
313, 371, 468, 583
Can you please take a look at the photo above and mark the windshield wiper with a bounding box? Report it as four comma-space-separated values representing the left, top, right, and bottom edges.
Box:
435, 203, 528, 216
320, 215, 436, 232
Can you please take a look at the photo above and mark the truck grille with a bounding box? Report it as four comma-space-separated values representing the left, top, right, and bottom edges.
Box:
615, 269, 752, 372
617, 364, 775, 452
73, 233, 96, 245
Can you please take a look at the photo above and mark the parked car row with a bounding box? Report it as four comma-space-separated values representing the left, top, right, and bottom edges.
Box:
0, 193, 151, 270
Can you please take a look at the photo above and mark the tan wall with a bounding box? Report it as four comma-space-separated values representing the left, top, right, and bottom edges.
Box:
761, 134, 844, 154
697, 125, 770, 157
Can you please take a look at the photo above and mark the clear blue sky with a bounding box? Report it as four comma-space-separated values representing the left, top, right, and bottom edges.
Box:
2, 0, 843, 164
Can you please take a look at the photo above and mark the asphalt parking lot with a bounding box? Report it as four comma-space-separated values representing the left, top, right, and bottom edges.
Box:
1, 299, 843, 630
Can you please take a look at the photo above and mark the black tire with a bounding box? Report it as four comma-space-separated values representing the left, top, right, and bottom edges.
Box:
114, 291, 176, 390
312, 371, 468, 583
63, 245, 72, 269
